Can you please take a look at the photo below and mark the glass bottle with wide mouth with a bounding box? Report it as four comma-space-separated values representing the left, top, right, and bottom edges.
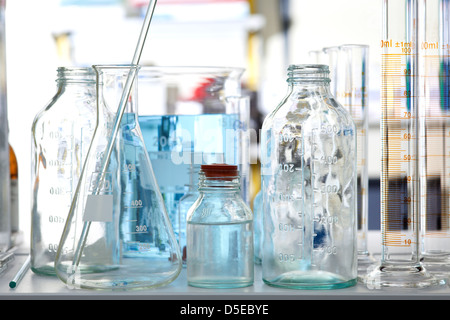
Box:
31, 67, 96, 276
260, 64, 358, 289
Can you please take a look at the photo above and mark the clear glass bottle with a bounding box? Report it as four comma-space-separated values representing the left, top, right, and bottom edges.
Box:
31, 67, 96, 276
260, 64, 358, 289
187, 164, 254, 288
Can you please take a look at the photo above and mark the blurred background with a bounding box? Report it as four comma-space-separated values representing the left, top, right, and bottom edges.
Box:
4, 0, 382, 241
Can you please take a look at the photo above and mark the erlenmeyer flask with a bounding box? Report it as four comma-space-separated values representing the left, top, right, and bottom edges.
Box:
55, 64, 182, 290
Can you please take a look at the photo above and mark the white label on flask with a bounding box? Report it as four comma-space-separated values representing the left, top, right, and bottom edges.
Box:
83, 194, 113, 222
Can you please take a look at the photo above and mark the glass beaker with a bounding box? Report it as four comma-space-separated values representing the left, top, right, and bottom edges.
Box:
137, 66, 250, 254
260, 64, 358, 289
54, 65, 182, 290
31, 67, 96, 276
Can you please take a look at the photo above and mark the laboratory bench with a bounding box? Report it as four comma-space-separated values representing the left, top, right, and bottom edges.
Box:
1, 232, 450, 301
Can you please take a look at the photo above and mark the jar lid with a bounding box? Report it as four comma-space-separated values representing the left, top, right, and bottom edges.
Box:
201, 164, 238, 178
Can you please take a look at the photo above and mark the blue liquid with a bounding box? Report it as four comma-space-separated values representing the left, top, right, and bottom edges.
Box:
138, 113, 243, 239
187, 220, 254, 288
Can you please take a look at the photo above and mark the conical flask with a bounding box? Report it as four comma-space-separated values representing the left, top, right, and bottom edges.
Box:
55, 64, 182, 290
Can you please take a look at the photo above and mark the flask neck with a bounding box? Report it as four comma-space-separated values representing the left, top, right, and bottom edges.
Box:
94, 64, 140, 115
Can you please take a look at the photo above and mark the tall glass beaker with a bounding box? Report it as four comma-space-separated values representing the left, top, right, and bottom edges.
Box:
365, 0, 444, 289
54, 65, 182, 290
418, 0, 450, 276
137, 66, 250, 259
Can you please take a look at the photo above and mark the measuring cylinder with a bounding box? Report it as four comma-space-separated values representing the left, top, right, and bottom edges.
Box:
364, 0, 444, 289
419, 0, 450, 276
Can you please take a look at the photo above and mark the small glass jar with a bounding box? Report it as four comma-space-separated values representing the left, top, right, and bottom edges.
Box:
31, 67, 96, 276
186, 164, 254, 288
260, 64, 357, 289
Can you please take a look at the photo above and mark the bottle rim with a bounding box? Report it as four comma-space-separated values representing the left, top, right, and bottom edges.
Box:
287, 64, 330, 83
57, 67, 96, 83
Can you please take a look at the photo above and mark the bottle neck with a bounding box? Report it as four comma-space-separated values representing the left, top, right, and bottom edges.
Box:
56, 67, 96, 89
198, 174, 241, 193
286, 64, 331, 94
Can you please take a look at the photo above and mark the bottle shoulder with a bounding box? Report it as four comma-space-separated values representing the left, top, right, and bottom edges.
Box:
187, 192, 253, 224
262, 93, 355, 134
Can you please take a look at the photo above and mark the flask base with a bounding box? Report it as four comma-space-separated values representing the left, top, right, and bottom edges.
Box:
364, 263, 447, 289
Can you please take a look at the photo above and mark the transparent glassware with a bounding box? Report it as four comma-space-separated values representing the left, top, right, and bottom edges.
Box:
252, 190, 262, 265
31, 67, 96, 276
0, 0, 10, 253
364, 0, 444, 289
54, 65, 182, 290
177, 163, 200, 266
418, 0, 450, 277
260, 64, 358, 289
137, 67, 250, 244
9, 144, 19, 245
186, 164, 254, 288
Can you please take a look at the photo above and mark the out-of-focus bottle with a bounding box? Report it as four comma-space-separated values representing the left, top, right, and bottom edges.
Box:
260, 64, 358, 289
187, 164, 254, 288
9, 144, 19, 244
31, 67, 96, 276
